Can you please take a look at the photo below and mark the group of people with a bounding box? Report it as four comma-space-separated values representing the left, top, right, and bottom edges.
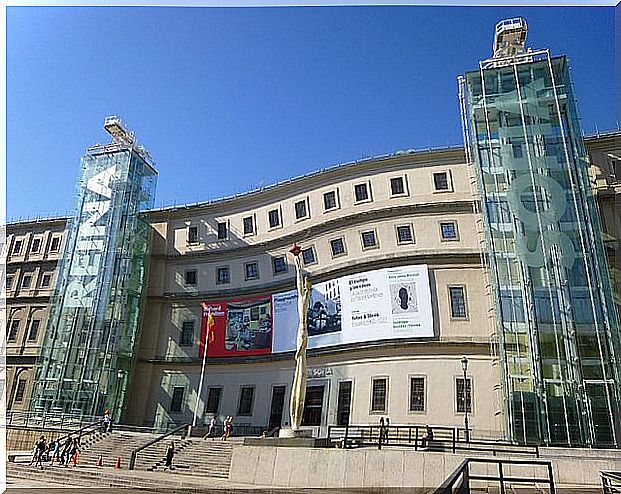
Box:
377, 417, 391, 449
204, 415, 233, 441
29, 434, 80, 469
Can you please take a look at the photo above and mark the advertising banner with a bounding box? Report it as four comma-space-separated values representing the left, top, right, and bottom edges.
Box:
201, 296, 273, 358
201, 264, 433, 357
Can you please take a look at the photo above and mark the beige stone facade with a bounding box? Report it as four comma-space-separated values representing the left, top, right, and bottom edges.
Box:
6, 132, 620, 439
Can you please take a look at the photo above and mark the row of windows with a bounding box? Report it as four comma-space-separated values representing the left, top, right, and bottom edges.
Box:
8, 235, 62, 257
186, 172, 454, 243
168, 375, 473, 419
7, 318, 42, 342
6, 271, 54, 291
182, 220, 461, 287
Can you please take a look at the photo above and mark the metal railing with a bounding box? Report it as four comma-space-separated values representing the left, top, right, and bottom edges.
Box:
327, 424, 539, 457
6, 410, 101, 430
433, 458, 555, 494
602, 471, 621, 494
129, 423, 190, 470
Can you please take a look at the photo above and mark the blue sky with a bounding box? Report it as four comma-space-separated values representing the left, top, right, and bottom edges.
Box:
7, 6, 617, 220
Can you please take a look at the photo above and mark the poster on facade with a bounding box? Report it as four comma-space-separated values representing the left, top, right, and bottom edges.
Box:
271, 264, 433, 352
201, 296, 273, 358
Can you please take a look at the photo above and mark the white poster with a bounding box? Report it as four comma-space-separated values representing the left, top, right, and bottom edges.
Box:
272, 264, 434, 353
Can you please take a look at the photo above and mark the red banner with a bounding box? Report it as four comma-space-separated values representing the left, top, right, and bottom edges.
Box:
201, 296, 273, 357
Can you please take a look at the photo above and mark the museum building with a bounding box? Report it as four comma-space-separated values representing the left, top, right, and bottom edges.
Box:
4, 18, 621, 448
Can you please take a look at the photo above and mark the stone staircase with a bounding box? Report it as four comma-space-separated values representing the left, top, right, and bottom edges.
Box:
77, 430, 164, 468
150, 438, 236, 478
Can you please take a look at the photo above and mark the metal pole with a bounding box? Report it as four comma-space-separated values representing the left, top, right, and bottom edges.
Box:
191, 315, 210, 432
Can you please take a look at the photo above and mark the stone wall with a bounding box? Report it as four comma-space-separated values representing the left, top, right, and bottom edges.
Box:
7, 427, 69, 451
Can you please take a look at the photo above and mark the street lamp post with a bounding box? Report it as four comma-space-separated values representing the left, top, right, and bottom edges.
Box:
461, 356, 470, 442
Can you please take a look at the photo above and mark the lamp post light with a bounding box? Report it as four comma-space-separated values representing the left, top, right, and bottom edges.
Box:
461, 356, 470, 442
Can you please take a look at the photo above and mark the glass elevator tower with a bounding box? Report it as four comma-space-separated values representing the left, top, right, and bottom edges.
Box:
31, 117, 157, 421
459, 18, 621, 446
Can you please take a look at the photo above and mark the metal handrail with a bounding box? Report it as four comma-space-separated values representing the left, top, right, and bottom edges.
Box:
128, 423, 190, 470
433, 458, 555, 494
7, 410, 101, 430
602, 471, 621, 494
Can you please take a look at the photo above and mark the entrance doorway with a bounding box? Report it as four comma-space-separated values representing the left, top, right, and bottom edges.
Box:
268, 385, 286, 430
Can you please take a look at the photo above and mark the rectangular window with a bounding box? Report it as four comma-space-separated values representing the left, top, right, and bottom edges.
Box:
50, 237, 60, 252
449, 286, 468, 319
330, 238, 346, 257
170, 387, 185, 413
8, 320, 20, 341
217, 222, 228, 240
456, 378, 472, 413
361, 230, 378, 249
185, 270, 197, 286
354, 183, 370, 202
6, 275, 14, 289
302, 385, 325, 426
245, 262, 259, 280
294, 199, 308, 220
272, 256, 288, 275
323, 190, 338, 211
28, 320, 40, 341
433, 172, 450, 191
390, 177, 406, 196
243, 216, 255, 235
31, 238, 41, 254
238, 386, 255, 416
180, 321, 194, 346
206, 387, 222, 414
301, 247, 316, 265
336, 381, 352, 426
268, 209, 281, 228
440, 221, 459, 241
216, 266, 230, 285
371, 377, 388, 413
396, 225, 414, 244
187, 226, 199, 243
15, 379, 27, 403
22, 275, 32, 289
41, 273, 52, 287
612, 160, 621, 179
12, 240, 23, 255
410, 377, 425, 412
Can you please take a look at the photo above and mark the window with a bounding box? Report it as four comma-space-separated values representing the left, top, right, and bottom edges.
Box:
180, 321, 194, 346
31, 238, 41, 254
243, 216, 255, 235
216, 266, 230, 285
14, 379, 27, 403
371, 377, 388, 413
354, 183, 370, 202
8, 320, 20, 341
170, 387, 185, 413
238, 386, 255, 416
294, 199, 308, 220
361, 230, 378, 249
12, 240, 23, 255
410, 377, 426, 412
187, 226, 199, 244
41, 273, 52, 287
185, 270, 197, 286
612, 159, 621, 179
302, 385, 325, 426
50, 237, 60, 252
206, 387, 222, 414
456, 378, 472, 413
245, 262, 259, 280
440, 221, 459, 241
390, 177, 406, 196
272, 256, 288, 275
22, 275, 32, 289
301, 247, 316, 265
217, 222, 228, 240
449, 286, 468, 319
268, 209, 281, 228
433, 172, 450, 191
6, 275, 14, 290
323, 191, 338, 211
336, 381, 352, 426
330, 238, 346, 257
396, 225, 414, 244
28, 320, 40, 341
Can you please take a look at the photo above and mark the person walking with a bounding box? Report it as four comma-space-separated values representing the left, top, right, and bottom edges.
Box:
103, 409, 112, 433
69, 437, 79, 466
384, 417, 390, 445
164, 440, 175, 471
225, 416, 233, 440
50, 438, 61, 464
34, 435, 46, 470
204, 416, 217, 440
60, 435, 72, 466
378, 417, 385, 450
